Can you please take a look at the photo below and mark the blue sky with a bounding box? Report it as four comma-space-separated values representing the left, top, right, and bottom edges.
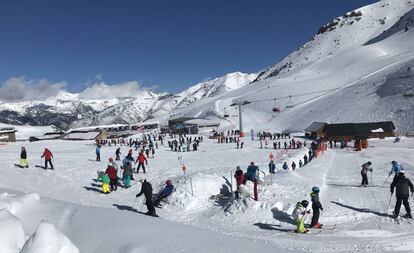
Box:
0, 0, 377, 93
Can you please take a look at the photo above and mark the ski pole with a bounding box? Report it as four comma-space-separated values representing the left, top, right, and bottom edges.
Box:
386, 193, 393, 214
131, 197, 138, 210
370, 171, 373, 186
383, 174, 391, 186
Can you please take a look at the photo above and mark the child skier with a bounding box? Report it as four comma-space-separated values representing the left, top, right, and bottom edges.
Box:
282, 162, 289, 170
269, 160, 276, 174
96, 145, 101, 161
105, 163, 117, 191
389, 161, 404, 177
360, 161, 373, 186
101, 173, 110, 194
153, 179, 174, 207
291, 161, 297, 171
135, 150, 148, 173
122, 161, 133, 188
292, 200, 310, 233
20, 147, 29, 168
310, 186, 323, 228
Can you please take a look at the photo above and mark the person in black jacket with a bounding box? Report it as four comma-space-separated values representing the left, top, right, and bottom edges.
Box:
310, 186, 323, 228
390, 171, 414, 218
20, 147, 29, 168
136, 177, 157, 216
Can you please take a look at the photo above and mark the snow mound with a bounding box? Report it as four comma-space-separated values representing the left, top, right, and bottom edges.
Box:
0, 192, 40, 215
0, 209, 25, 253
21, 221, 79, 253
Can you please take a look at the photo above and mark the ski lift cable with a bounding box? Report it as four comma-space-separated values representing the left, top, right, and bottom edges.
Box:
247, 87, 338, 104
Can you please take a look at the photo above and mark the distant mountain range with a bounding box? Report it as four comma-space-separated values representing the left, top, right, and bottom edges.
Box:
1, 0, 414, 134
0, 72, 257, 130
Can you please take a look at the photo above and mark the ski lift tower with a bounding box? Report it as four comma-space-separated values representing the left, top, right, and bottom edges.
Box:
230, 100, 251, 138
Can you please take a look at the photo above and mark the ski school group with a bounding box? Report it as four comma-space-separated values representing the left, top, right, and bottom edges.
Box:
291, 160, 413, 233
14, 132, 202, 218
13, 132, 414, 232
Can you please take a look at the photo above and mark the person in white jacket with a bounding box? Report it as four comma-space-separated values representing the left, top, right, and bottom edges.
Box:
292, 200, 310, 233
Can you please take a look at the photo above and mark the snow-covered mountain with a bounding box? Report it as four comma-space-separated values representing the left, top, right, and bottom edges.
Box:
161, 0, 414, 134
2, 0, 414, 133
0, 72, 256, 130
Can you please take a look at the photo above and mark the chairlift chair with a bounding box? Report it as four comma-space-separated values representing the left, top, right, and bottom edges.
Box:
272, 98, 281, 113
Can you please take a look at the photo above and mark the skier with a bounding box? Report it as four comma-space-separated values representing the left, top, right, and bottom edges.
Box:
153, 179, 174, 207
96, 145, 101, 161
245, 162, 259, 183
234, 166, 244, 198
310, 186, 323, 228
115, 148, 121, 161
291, 161, 297, 171
135, 150, 148, 173
269, 160, 276, 174
303, 155, 308, 165
360, 161, 373, 187
101, 173, 110, 194
20, 147, 29, 168
136, 177, 157, 216
292, 200, 310, 233
389, 161, 404, 177
390, 171, 414, 219
41, 148, 54, 170
299, 159, 303, 168
105, 163, 117, 191
234, 166, 244, 187
108, 157, 119, 176
282, 162, 289, 170
122, 161, 133, 188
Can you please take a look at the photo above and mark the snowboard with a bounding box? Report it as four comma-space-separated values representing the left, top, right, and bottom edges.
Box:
14, 164, 27, 168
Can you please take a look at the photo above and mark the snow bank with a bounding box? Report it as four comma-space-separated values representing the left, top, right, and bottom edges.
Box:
0, 192, 40, 215
21, 221, 79, 253
0, 209, 25, 253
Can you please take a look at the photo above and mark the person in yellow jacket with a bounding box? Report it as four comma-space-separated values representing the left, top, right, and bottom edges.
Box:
102, 173, 110, 194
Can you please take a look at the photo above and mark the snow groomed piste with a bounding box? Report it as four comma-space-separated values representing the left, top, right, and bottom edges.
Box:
1, 126, 414, 252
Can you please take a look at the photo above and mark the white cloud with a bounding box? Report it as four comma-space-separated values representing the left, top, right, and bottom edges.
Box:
0, 77, 148, 102
0, 77, 67, 102
78, 81, 144, 100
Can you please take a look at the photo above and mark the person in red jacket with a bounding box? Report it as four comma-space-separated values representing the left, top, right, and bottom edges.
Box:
105, 164, 118, 191
135, 150, 148, 173
234, 166, 244, 199
41, 148, 54, 170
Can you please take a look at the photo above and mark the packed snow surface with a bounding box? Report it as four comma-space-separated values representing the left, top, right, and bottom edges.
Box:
0, 130, 414, 252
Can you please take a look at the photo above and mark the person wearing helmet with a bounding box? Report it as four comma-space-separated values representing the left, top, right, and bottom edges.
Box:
389, 161, 404, 177
153, 179, 175, 207
390, 171, 414, 219
292, 200, 310, 233
310, 186, 323, 228
360, 161, 373, 187
136, 178, 157, 216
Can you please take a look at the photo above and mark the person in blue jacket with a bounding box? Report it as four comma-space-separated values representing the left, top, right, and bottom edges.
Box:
96, 145, 101, 161
153, 179, 174, 207
283, 162, 289, 170
245, 162, 259, 183
389, 161, 404, 177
